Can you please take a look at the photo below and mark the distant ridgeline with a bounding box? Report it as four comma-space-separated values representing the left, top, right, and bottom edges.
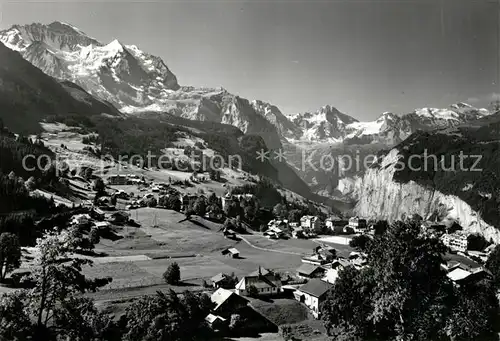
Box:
392, 118, 500, 228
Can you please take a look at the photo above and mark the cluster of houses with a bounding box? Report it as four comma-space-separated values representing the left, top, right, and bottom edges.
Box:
70, 208, 131, 229
204, 245, 371, 322
204, 232, 494, 325
107, 174, 145, 186
262, 215, 370, 241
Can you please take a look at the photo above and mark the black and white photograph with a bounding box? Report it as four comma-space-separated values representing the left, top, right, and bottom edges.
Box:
0, 0, 499, 340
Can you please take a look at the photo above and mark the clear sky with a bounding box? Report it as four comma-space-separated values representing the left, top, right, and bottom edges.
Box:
1, 0, 499, 120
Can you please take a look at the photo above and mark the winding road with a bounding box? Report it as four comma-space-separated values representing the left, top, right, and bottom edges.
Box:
236, 234, 304, 256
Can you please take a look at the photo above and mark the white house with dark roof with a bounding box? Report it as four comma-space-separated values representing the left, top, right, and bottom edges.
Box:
300, 215, 321, 230
294, 279, 334, 318
235, 267, 281, 297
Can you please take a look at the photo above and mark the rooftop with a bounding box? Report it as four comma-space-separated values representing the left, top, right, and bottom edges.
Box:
296, 263, 323, 276
447, 268, 471, 282
211, 288, 246, 311
248, 267, 270, 277
205, 313, 226, 324
299, 279, 334, 298
211, 273, 228, 283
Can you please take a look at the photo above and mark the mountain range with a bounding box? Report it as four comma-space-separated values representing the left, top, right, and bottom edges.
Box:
2, 21, 499, 234
1, 21, 493, 147
0, 37, 120, 133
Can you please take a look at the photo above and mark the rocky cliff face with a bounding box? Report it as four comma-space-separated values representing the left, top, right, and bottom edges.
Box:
251, 100, 302, 140
350, 149, 500, 242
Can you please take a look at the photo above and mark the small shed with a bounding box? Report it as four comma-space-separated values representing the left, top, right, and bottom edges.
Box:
221, 248, 240, 258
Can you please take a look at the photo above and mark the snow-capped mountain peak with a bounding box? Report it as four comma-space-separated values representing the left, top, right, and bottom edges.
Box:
0, 21, 179, 108
104, 39, 124, 53
414, 107, 460, 121
1, 21, 494, 150
2, 21, 101, 52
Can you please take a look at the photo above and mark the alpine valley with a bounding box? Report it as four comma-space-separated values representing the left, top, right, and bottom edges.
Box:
1, 21, 500, 239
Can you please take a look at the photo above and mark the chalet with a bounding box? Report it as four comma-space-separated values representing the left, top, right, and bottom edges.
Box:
264, 231, 280, 240
294, 279, 334, 318
109, 211, 130, 224
446, 266, 491, 286
206, 210, 223, 221
345, 217, 368, 234
440, 260, 462, 273
296, 263, 325, 279
268, 219, 288, 228
348, 252, 368, 269
264, 226, 286, 239
211, 273, 231, 289
70, 214, 91, 226
235, 267, 282, 297
94, 221, 111, 230
107, 175, 128, 185
325, 216, 346, 230
221, 248, 240, 258
222, 229, 237, 239
302, 246, 336, 265
331, 258, 352, 270
300, 216, 321, 230
205, 313, 227, 331
292, 226, 305, 239
211, 288, 249, 317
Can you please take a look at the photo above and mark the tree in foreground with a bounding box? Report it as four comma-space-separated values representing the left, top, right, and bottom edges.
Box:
247, 285, 259, 297
348, 234, 372, 252
163, 262, 181, 285
321, 221, 500, 341
0, 232, 21, 282
486, 244, 500, 285
0, 229, 113, 341
445, 280, 499, 341
123, 290, 212, 341
0, 291, 32, 340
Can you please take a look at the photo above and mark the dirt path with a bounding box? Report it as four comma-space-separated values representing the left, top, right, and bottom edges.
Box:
237, 235, 304, 256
